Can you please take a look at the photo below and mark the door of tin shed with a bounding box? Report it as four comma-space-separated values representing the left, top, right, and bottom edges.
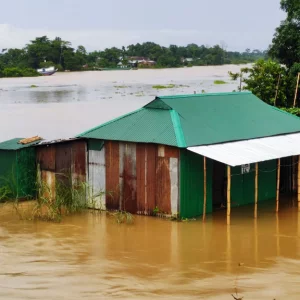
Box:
88, 140, 106, 209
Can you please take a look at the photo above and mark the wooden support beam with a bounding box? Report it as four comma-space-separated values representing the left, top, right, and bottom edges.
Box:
254, 163, 258, 219
293, 73, 300, 108
276, 159, 281, 213
298, 156, 300, 211
227, 166, 231, 225
203, 157, 207, 222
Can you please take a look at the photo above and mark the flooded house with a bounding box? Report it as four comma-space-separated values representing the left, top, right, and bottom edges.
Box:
77, 92, 300, 221
35, 138, 87, 202
0, 136, 42, 199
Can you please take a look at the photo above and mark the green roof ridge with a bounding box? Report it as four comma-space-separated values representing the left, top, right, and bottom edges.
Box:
158, 91, 251, 99
76, 108, 144, 137
170, 110, 186, 147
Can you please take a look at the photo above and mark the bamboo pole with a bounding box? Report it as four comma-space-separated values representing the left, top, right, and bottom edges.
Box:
203, 157, 207, 222
298, 156, 300, 211
274, 74, 281, 107
293, 73, 300, 108
227, 166, 231, 225
276, 159, 281, 213
254, 163, 258, 219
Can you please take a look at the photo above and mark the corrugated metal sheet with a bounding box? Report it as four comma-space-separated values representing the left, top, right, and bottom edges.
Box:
78, 108, 178, 147
36, 139, 87, 201
156, 157, 171, 213
78, 92, 300, 149
36, 145, 56, 171
136, 144, 156, 215
0, 138, 41, 150
105, 141, 120, 210
55, 143, 72, 186
88, 148, 106, 209
72, 140, 87, 183
120, 143, 137, 213
104, 142, 178, 215
16, 148, 37, 198
180, 149, 213, 219
188, 133, 300, 167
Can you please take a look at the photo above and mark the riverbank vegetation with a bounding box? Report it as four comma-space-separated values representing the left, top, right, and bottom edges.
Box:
0, 36, 266, 77
229, 0, 300, 116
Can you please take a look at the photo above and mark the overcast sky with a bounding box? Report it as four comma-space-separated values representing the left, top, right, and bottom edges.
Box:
0, 0, 285, 52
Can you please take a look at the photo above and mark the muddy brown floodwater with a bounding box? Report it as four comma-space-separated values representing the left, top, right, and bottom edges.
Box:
1, 200, 300, 299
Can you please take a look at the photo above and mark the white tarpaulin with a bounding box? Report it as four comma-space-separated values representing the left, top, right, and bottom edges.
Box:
188, 132, 300, 167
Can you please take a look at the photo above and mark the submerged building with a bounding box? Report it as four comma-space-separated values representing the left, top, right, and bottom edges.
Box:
74, 92, 300, 221
0, 137, 41, 199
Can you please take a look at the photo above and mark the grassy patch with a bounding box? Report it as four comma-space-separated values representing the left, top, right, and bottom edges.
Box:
30, 85, 38, 88
152, 84, 190, 89
214, 80, 227, 85
152, 84, 176, 89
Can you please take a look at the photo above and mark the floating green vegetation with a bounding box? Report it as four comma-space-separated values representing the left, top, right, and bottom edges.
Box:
152, 84, 190, 89
114, 85, 130, 88
135, 92, 144, 97
110, 210, 134, 224
214, 80, 227, 85
152, 84, 176, 89
30, 85, 38, 88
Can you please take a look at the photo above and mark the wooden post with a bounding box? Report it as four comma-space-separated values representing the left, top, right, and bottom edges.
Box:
203, 157, 207, 222
298, 156, 300, 211
254, 163, 258, 219
274, 74, 281, 107
293, 73, 300, 108
227, 166, 231, 225
276, 159, 281, 213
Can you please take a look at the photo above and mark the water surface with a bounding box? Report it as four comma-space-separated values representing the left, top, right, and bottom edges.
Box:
0, 65, 246, 141
1, 200, 300, 299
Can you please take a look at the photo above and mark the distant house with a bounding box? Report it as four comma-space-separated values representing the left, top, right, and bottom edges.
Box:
181, 57, 194, 63
127, 56, 156, 67
77, 92, 300, 221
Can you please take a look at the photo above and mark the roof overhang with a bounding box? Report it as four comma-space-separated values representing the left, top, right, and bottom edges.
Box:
188, 132, 300, 167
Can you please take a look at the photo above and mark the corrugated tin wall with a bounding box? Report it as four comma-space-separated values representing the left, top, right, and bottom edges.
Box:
36, 140, 87, 200
179, 149, 213, 219
16, 148, 37, 198
0, 149, 36, 200
88, 139, 106, 209
104, 141, 179, 215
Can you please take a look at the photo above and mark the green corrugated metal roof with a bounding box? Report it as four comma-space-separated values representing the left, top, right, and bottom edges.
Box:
77, 92, 300, 147
78, 108, 178, 147
0, 138, 40, 150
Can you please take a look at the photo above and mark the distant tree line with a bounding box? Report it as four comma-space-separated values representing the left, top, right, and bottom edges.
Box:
0, 36, 266, 77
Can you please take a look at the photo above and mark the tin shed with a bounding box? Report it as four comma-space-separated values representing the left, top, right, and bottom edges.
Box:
35, 138, 87, 201
77, 92, 300, 221
0, 137, 41, 200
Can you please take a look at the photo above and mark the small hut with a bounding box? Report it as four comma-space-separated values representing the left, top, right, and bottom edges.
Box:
35, 138, 87, 203
77, 92, 300, 221
0, 137, 42, 199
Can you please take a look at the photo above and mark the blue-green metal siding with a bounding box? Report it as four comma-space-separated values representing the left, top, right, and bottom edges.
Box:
180, 150, 213, 219
231, 160, 276, 207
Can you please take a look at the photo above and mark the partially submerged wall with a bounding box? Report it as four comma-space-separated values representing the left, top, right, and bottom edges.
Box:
92, 140, 179, 215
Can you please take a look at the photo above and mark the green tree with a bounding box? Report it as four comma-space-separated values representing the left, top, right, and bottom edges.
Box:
269, 0, 300, 67
230, 60, 288, 106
